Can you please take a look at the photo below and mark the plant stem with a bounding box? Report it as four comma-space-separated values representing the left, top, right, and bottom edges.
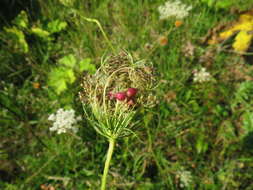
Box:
101, 138, 115, 190
78, 14, 116, 53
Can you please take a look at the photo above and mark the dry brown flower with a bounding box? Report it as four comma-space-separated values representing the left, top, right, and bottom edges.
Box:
80, 51, 157, 111
182, 41, 195, 57
158, 36, 168, 46
164, 91, 177, 103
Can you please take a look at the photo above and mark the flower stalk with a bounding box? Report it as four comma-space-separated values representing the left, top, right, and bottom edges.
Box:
71, 9, 115, 53
101, 138, 115, 190
80, 16, 115, 53
80, 51, 157, 190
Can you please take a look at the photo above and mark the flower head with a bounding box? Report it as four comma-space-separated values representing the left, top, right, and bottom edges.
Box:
32, 82, 40, 89
158, 0, 192, 20
175, 20, 183, 27
80, 51, 156, 109
80, 51, 157, 139
176, 169, 193, 188
158, 36, 168, 46
48, 108, 81, 134
193, 67, 212, 83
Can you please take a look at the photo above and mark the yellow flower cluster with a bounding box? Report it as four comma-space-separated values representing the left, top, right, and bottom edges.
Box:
208, 10, 253, 53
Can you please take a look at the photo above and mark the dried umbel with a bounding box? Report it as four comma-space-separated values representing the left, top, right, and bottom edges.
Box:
80, 51, 157, 190
80, 51, 157, 139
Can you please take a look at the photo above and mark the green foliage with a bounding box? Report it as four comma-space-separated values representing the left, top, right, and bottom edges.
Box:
47, 19, 67, 33
79, 58, 96, 73
1, 0, 253, 189
12, 10, 29, 29
48, 67, 75, 94
195, 133, 209, 154
241, 111, 253, 138
0, 91, 23, 118
31, 27, 50, 38
59, 54, 77, 68
201, 0, 233, 8
48, 54, 95, 94
201, 0, 253, 10
3, 184, 19, 190
4, 26, 29, 53
58, 0, 75, 6
232, 81, 253, 109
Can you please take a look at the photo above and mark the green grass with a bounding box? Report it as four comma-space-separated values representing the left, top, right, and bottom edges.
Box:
1, 0, 253, 189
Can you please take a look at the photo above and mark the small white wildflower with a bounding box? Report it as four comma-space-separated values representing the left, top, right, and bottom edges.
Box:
48, 108, 80, 134
193, 67, 212, 83
177, 169, 193, 188
48, 113, 56, 121
158, 0, 192, 20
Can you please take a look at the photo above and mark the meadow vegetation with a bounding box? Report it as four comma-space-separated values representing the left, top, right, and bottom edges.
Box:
1, 0, 253, 189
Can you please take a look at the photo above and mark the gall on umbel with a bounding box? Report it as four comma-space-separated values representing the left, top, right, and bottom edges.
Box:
109, 88, 138, 103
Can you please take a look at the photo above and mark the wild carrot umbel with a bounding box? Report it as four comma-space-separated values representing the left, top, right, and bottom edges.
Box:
80, 51, 157, 190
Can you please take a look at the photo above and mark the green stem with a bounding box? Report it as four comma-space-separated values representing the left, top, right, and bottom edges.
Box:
78, 15, 116, 53
101, 138, 115, 190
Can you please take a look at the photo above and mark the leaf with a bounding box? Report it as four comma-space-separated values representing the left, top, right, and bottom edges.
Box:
143, 113, 153, 126
58, 54, 76, 68
201, 0, 253, 11
241, 111, 253, 138
31, 27, 50, 38
13, 11, 28, 29
215, 0, 233, 9
52, 77, 68, 95
4, 27, 29, 53
0, 92, 23, 119
196, 135, 208, 154
65, 69, 76, 83
232, 81, 253, 109
48, 67, 76, 94
79, 58, 96, 73
201, 0, 215, 7
48, 68, 67, 94
47, 19, 67, 33
216, 120, 237, 144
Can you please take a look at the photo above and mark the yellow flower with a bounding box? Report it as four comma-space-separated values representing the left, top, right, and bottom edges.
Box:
32, 82, 40, 89
207, 10, 253, 53
233, 31, 253, 52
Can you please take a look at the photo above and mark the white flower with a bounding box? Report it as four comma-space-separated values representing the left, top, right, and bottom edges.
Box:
158, 0, 192, 20
48, 108, 81, 134
193, 67, 212, 83
177, 169, 193, 188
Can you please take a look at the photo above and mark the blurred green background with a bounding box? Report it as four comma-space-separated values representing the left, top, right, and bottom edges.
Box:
1, 0, 253, 189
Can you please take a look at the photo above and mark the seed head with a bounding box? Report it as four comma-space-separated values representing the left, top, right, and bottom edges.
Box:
80, 51, 157, 139
80, 51, 156, 109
